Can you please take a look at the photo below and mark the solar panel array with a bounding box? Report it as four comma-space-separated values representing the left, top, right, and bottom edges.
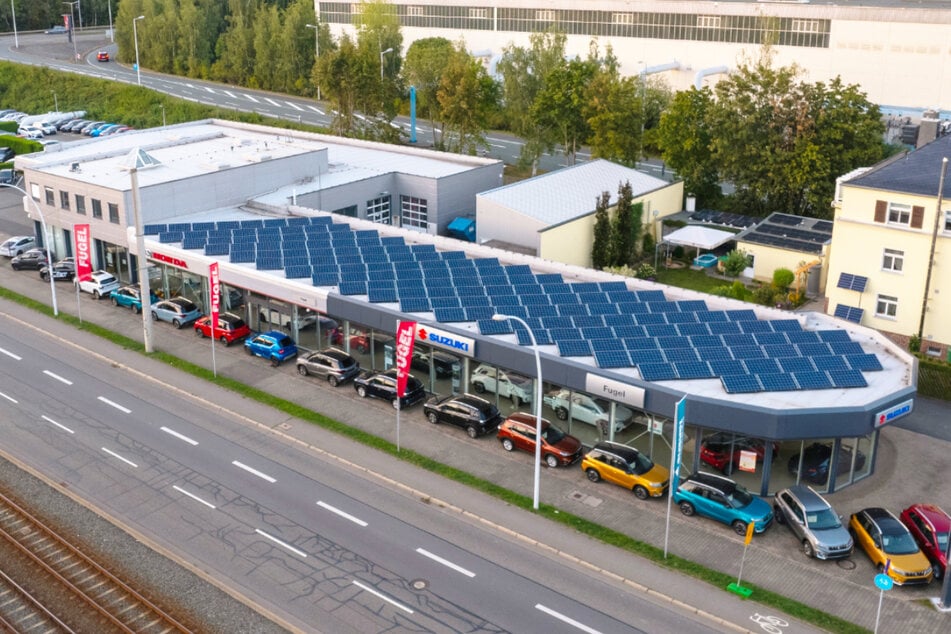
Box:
145, 217, 883, 393
836, 273, 869, 292
833, 304, 864, 324
739, 213, 834, 255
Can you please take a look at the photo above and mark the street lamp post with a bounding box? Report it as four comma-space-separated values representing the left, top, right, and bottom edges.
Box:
133, 15, 145, 86
380, 47, 393, 82
160, 104, 166, 127
492, 313, 543, 510
63, 1, 78, 62
305, 23, 321, 101
51, 91, 58, 112
1, 184, 59, 316
11, 0, 18, 48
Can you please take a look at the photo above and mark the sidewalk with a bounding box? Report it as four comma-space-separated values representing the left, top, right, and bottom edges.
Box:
1, 260, 948, 634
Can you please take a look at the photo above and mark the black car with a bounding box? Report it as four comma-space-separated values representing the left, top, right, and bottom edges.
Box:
411, 349, 457, 378
423, 393, 503, 438
0, 147, 14, 162
353, 368, 427, 408
788, 442, 867, 484
39, 258, 75, 282
11, 248, 52, 271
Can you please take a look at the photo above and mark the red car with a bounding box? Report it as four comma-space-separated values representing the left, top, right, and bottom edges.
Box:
699, 433, 778, 475
497, 412, 583, 468
900, 503, 950, 580
96, 51, 110, 62
193, 312, 250, 346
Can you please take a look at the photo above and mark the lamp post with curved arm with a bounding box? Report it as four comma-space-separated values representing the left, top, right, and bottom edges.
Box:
133, 15, 145, 86
305, 23, 321, 101
1, 183, 58, 316
492, 313, 543, 510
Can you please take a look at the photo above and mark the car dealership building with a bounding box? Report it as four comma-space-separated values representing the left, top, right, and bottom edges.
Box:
13, 120, 917, 496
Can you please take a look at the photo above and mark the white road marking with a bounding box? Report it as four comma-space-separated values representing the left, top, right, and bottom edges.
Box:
485, 136, 517, 145
416, 547, 475, 578
98, 396, 131, 413
255, 528, 307, 558
0, 391, 17, 404
42, 415, 74, 434
244, 94, 260, 103
160, 426, 198, 446
535, 604, 603, 634
102, 447, 138, 468
317, 501, 368, 527
43, 370, 72, 385
264, 97, 281, 107
184, 83, 196, 89
232, 460, 276, 483
286, 101, 303, 111
224, 90, 237, 99
352, 580, 413, 614
204, 86, 215, 94
307, 105, 324, 115
0, 347, 22, 360
173, 485, 216, 509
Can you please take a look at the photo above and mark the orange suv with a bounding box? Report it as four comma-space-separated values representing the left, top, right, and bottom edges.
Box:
97, 51, 110, 62
496, 413, 582, 468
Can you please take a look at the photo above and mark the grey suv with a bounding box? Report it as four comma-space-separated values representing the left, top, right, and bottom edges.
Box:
773, 485, 853, 559
296, 348, 360, 387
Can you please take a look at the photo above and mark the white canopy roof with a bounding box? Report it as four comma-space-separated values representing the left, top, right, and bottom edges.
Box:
664, 225, 736, 250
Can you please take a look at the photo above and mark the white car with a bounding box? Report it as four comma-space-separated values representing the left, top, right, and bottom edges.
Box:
0, 235, 36, 257
18, 126, 44, 140
76, 270, 120, 299
543, 389, 634, 432
470, 364, 533, 406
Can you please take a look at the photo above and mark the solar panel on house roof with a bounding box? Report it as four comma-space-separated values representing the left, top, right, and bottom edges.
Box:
619, 302, 649, 314
675, 322, 710, 336
465, 306, 494, 321
644, 324, 678, 338
550, 293, 581, 306
677, 300, 708, 312
459, 294, 490, 307
517, 326, 552, 346
828, 369, 868, 388
338, 281, 367, 295
557, 304, 589, 317
817, 330, 852, 343
743, 357, 780, 375
754, 332, 788, 346
607, 290, 640, 303
526, 304, 559, 318
636, 314, 670, 327
550, 327, 583, 342
696, 310, 728, 323
640, 363, 678, 381
635, 290, 667, 302
690, 334, 722, 348
490, 295, 520, 307
599, 281, 628, 292
778, 356, 814, 373
285, 265, 312, 279
582, 326, 614, 340
144, 224, 167, 235
723, 333, 756, 348
368, 287, 398, 303
589, 303, 621, 316
726, 310, 758, 321
614, 324, 647, 338
707, 321, 741, 335
571, 315, 605, 328
521, 293, 551, 306
589, 338, 619, 352
721, 374, 762, 394
763, 344, 800, 358
311, 272, 340, 286
205, 243, 230, 256
786, 331, 820, 344
797, 342, 832, 357
739, 320, 774, 334
594, 349, 632, 369
812, 355, 849, 372
570, 282, 601, 294
666, 311, 698, 324
696, 346, 733, 362
833, 304, 865, 324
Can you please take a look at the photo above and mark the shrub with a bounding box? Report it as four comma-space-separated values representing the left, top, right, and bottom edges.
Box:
772, 268, 794, 291
635, 263, 656, 279
721, 249, 749, 277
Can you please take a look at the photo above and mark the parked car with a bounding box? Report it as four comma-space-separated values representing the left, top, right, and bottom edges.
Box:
0, 168, 14, 184
470, 363, 533, 406
80, 121, 108, 135
151, 297, 201, 328
36, 122, 56, 135
64, 119, 90, 132
39, 258, 75, 282
0, 235, 36, 257
497, 412, 583, 468
91, 124, 120, 137
700, 433, 779, 475
423, 393, 503, 438
18, 126, 44, 140
411, 349, 456, 378
850, 507, 933, 586
788, 442, 867, 484
0, 147, 14, 162
97, 51, 110, 62
45, 25, 68, 34
581, 441, 669, 499
259, 306, 332, 330
110, 285, 158, 313
673, 472, 773, 535
193, 313, 251, 346
296, 348, 360, 386
543, 389, 634, 432
57, 118, 81, 131
11, 248, 52, 270
773, 485, 853, 559
353, 368, 426, 409
244, 330, 298, 366
349, 331, 393, 354
76, 270, 120, 299
900, 504, 950, 580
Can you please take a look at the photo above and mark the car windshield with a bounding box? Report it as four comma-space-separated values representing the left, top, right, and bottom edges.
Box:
882, 531, 920, 555
277, 336, 293, 347
630, 452, 654, 475
726, 484, 754, 508
937, 531, 949, 551
806, 508, 842, 530
542, 426, 565, 444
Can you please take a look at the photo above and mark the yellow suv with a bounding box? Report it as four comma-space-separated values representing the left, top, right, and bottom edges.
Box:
581, 441, 669, 500
850, 507, 933, 586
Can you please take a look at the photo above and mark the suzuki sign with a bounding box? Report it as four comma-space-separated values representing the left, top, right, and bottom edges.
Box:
415, 324, 475, 357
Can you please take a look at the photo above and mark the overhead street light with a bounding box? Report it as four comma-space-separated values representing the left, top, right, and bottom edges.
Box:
133, 14, 145, 86
380, 47, 393, 82
63, 1, 79, 62
305, 23, 321, 101
1, 183, 59, 316
492, 313, 543, 510
11, 1, 18, 48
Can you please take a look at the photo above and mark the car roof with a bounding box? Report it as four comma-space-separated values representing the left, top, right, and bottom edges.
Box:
452, 393, 495, 410
862, 507, 905, 532
905, 504, 951, 531
592, 441, 641, 462
504, 412, 550, 429
260, 330, 288, 339
782, 485, 831, 511
685, 471, 737, 491
320, 348, 353, 361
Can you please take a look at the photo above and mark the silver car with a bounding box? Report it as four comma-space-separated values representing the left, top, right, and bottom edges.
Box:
296, 348, 360, 387
151, 297, 202, 328
773, 485, 853, 559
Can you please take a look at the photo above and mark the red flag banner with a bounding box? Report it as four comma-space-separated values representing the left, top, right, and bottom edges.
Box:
209, 262, 220, 332
395, 321, 417, 398
73, 223, 92, 282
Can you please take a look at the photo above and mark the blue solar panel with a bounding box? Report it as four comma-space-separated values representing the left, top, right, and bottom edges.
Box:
205, 243, 230, 256
599, 281, 629, 292
473, 257, 502, 269
465, 306, 495, 321
168, 222, 192, 232
607, 290, 640, 303
459, 294, 491, 308
558, 304, 589, 317
732, 345, 766, 360
695, 346, 733, 361
833, 304, 865, 324
753, 332, 788, 346
690, 334, 722, 348
657, 335, 693, 349
635, 290, 667, 302
786, 331, 820, 344
368, 287, 398, 303
144, 223, 167, 235
635, 313, 669, 327
550, 327, 583, 342
743, 358, 780, 374
629, 348, 665, 365
434, 307, 467, 322
812, 355, 849, 372
579, 292, 609, 304
644, 324, 678, 338
817, 330, 852, 343
571, 315, 604, 328
707, 321, 741, 335
517, 327, 553, 346
400, 297, 432, 313
338, 281, 367, 295
490, 294, 521, 308
397, 285, 427, 299
593, 349, 632, 369
721, 374, 762, 394
541, 283, 572, 295
159, 231, 184, 244
541, 316, 573, 330
723, 334, 756, 348
619, 302, 649, 314
666, 311, 698, 324
589, 338, 619, 352
550, 292, 581, 306
778, 356, 814, 373
763, 344, 800, 358
837, 272, 869, 292
696, 310, 728, 323
676, 323, 710, 336
500, 305, 529, 320
829, 369, 868, 388
640, 363, 678, 381
526, 304, 559, 318
648, 301, 680, 313
589, 303, 620, 316
441, 250, 467, 260
677, 300, 708, 312
285, 265, 312, 279
797, 342, 832, 357
477, 318, 513, 335
613, 324, 646, 338
726, 310, 758, 322
664, 347, 700, 363
570, 282, 601, 294
709, 359, 746, 376
846, 353, 883, 371
675, 361, 715, 379
739, 320, 773, 334
794, 371, 834, 390
430, 296, 461, 309
757, 373, 800, 391
312, 272, 340, 286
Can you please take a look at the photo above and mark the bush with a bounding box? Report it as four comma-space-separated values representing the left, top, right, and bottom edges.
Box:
635, 263, 656, 279
721, 249, 749, 277
753, 284, 781, 306
772, 268, 794, 291
712, 280, 750, 300
908, 334, 921, 353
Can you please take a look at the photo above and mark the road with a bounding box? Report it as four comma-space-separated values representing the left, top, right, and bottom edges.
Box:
0, 309, 726, 633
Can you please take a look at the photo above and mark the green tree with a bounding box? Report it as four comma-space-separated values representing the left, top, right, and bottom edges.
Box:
403, 37, 454, 147
584, 60, 643, 166
721, 249, 750, 277
318, 34, 370, 136
656, 87, 721, 207
251, 3, 282, 90
354, 0, 403, 131
772, 268, 795, 291
210, 0, 259, 85
591, 191, 612, 269
611, 181, 636, 267
533, 54, 597, 165
437, 43, 496, 155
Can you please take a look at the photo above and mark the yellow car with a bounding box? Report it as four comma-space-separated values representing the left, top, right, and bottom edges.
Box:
850, 507, 933, 586
581, 441, 669, 500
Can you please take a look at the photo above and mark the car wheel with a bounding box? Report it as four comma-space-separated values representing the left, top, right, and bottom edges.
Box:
501, 438, 515, 452
934, 565, 943, 580
732, 520, 749, 536
774, 506, 786, 525
545, 454, 559, 469
40, 273, 48, 281
555, 407, 568, 421
328, 375, 339, 387
297, 365, 308, 376
195, 328, 204, 338
173, 319, 182, 329
466, 425, 478, 439
633, 485, 649, 500
111, 296, 119, 306
473, 382, 486, 393
679, 501, 695, 517
428, 412, 438, 424
221, 336, 230, 346
93, 290, 101, 299
132, 305, 141, 314
151, 311, 158, 321
585, 468, 601, 483
357, 386, 367, 398
802, 540, 815, 558
270, 356, 281, 367
245, 345, 253, 355
11, 264, 19, 271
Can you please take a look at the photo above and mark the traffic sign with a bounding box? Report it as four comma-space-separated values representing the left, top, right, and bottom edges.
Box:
874, 573, 893, 591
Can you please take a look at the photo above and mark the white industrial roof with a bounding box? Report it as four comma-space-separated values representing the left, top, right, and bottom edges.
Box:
477, 159, 670, 227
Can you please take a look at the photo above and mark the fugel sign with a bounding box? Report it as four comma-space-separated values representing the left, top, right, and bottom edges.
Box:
73, 223, 92, 282
415, 324, 474, 357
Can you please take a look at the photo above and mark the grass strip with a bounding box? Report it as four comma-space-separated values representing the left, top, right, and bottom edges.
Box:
0, 285, 868, 633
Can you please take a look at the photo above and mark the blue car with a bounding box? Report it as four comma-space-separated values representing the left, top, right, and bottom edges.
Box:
673, 472, 773, 536
244, 330, 298, 366
110, 285, 159, 314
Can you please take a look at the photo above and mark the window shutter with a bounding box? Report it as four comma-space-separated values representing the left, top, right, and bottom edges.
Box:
911, 205, 925, 229
874, 200, 886, 223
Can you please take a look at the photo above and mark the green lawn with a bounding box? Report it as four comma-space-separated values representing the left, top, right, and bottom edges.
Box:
653, 265, 737, 294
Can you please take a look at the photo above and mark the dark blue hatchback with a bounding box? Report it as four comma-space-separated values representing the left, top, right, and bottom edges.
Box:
244, 330, 298, 366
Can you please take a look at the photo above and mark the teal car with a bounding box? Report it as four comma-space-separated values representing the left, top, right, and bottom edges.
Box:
110, 285, 159, 314
673, 472, 774, 536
